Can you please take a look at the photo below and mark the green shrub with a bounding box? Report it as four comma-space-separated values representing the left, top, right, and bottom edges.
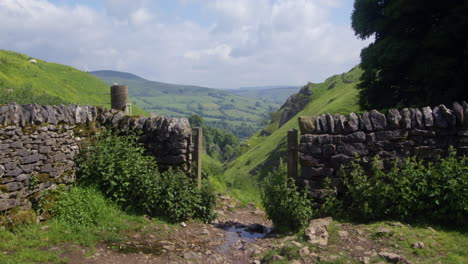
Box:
78, 130, 216, 223
337, 149, 468, 226
78, 131, 158, 213
262, 161, 314, 231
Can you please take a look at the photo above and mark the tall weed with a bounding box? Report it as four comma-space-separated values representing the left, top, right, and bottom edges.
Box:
262, 161, 313, 231
78, 130, 216, 223
334, 149, 468, 226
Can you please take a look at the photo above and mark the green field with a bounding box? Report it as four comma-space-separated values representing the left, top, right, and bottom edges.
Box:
0, 50, 146, 115
227, 86, 301, 105
91, 70, 286, 138
223, 66, 363, 204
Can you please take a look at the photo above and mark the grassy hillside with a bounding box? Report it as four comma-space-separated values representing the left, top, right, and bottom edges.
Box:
227, 86, 301, 105
223, 66, 363, 204
0, 50, 146, 115
91, 70, 281, 138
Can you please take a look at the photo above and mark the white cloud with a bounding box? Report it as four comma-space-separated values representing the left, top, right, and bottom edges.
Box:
0, 0, 370, 89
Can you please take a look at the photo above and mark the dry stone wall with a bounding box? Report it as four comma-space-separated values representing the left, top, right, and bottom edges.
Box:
0, 104, 192, 213
298, 102, 468, 198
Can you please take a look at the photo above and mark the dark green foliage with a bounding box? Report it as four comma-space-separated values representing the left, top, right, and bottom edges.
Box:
153, 170, 216, 223
262, 161, 314, 231
188, 114, 242, 162
352, 0, 468, 109
0, 86, 68, 105
203, 126, 241, 161
188, 114, 204, 127
78, 132, 157, 211
331, 150, 468, 226
78, 131, 216, 223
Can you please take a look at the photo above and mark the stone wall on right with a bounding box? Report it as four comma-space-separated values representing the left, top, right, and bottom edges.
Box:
298, 102, 468, 197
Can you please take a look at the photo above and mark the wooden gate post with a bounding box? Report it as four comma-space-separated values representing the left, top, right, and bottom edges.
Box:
192, 127, 203, 189
287, 129, 298, 179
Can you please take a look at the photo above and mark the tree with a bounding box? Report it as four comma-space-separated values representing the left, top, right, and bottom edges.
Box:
352, 0, 468, 109
188, 114, 204, 127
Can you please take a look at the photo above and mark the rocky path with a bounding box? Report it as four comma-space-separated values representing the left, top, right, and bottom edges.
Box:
63, 195, 275, 264
62, 194, 434, 264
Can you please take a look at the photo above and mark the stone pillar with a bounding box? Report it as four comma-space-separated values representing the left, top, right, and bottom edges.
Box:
110, 84, 128, 111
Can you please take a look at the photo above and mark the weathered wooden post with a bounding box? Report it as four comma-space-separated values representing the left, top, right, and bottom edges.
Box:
287, 128, 298, 179
110, 84, 128, 111
192, 127, 203, 189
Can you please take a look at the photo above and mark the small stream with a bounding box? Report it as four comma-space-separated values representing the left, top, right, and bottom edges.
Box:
216, 223, 271, 253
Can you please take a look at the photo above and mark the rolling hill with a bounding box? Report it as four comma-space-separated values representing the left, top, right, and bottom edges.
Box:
91, 70, 291, 138
227, 86, 301, 105
222, 66, 363, 204
0, 50, 146, 115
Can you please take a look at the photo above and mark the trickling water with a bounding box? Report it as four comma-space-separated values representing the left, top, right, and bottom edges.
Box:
217, 223, 271, 253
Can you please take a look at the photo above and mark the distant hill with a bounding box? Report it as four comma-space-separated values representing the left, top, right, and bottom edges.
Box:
0, 50, 146, 115
227, 86, 301, 105
222, 66, 363, 204
91, 70, 282, 138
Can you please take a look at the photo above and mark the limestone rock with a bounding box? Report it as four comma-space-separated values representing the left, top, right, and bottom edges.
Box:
345, 113, 360, 133
298, 116, 317, 134
338, 230, 349, 240
378, 252, 412, 264
318, 114, 328, 133
369, 110, 387, 130
412, 241, 425, 249
411, 108, 424, 128
326, 114, 335, 133
450, 102, 463, 125
333, 114, 346, 133
0, 199, 18, 211
422, 107, 434, 127
433, 106, 448, 128
361, 112, 373, 131
305, 217, 332, 246
439, 104, 456, 126
386, 109, 401, 129
400, 108, 412, 129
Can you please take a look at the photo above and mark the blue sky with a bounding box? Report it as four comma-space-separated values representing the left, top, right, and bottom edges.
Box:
0, 0, 370, 88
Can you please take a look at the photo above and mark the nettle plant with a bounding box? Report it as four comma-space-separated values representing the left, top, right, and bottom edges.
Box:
336, 149, 468, 226
78, 130, 216, 223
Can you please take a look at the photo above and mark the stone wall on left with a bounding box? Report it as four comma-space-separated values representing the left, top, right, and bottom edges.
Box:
0, 104, 192, 214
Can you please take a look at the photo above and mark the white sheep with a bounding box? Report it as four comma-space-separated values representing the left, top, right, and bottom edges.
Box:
29, 59, 37, 64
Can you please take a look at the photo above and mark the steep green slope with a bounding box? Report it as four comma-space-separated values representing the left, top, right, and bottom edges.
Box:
0, 50, 146, 115
91, 70, 278, 138
227, 86, 301, 105
224, 66, 363, 204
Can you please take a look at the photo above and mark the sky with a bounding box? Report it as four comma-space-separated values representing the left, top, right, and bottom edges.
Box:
0, 0, 371, 89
